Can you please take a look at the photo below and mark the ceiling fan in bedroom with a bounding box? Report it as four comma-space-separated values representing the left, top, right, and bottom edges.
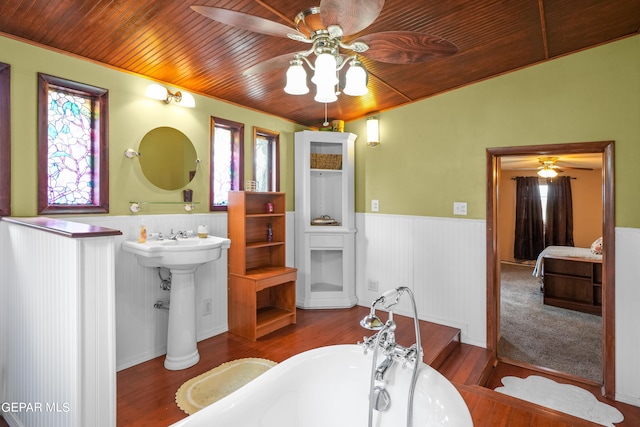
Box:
535, 157, 594, 178
191, 0, 458, 104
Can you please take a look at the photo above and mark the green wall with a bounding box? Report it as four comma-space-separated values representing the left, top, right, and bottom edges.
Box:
347, 35, 640, 228
2, 34, 639, 226
1, 35, 306, 216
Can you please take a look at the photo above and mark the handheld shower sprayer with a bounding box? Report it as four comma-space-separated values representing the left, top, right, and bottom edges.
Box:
360, 288, 406, 330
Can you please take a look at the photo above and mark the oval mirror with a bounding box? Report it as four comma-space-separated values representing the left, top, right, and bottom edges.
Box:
138, 127, 198, 190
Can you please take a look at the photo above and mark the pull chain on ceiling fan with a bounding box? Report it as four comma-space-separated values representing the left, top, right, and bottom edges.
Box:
191, 0, 458, 104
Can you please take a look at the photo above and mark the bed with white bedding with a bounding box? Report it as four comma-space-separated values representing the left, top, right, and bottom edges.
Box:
532, 245, 602, 277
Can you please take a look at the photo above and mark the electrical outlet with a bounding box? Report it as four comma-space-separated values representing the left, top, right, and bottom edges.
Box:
203, 298, 212, 316
368, 280, 379, 292
371, 199, 379, 212
453, 202, 467, 216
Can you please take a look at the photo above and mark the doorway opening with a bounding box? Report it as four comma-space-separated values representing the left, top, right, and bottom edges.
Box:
486, 141, 615, 398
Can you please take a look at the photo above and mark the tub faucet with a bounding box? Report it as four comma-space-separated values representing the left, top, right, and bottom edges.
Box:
375, 355, 394, 381
360, 287, 423, 427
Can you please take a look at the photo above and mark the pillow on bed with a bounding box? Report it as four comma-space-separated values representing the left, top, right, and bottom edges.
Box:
591, 237, 603, 255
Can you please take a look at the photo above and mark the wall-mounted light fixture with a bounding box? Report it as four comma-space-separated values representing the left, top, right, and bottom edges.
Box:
145, 83, 196, 108
124, 148, 141, 158
366, 117, 380, 147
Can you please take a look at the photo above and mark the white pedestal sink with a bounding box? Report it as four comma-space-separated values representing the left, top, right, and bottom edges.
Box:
122, 235, 231, 370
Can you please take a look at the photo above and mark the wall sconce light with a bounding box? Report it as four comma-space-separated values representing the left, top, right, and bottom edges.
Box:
145, 83, 196, 108
124, 148, 141, 158
367, 117, 380, 147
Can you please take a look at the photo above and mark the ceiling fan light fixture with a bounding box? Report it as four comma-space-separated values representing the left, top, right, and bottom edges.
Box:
284, 59, 309, 95
538, 166, 558, 178
312, 53, 339, 86
314, 84, 338, 103
343, 59, 368, 96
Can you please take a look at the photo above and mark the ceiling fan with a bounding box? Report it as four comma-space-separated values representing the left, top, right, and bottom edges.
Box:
191, 0, 458, 103
534, 157, 594, 178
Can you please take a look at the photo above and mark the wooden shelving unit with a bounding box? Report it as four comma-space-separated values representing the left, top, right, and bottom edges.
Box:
227, 191, 296, 340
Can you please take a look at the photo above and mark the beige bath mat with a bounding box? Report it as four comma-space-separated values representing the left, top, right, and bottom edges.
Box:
175, 358, 276, 415
176, 358, 277, 415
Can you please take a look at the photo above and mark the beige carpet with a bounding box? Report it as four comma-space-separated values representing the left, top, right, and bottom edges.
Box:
175, 358, 277, 415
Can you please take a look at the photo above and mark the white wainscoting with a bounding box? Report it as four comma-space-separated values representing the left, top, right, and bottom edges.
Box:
1, 221, 116, 427
6, 212, 636, 407
354, 213, 487, 347
614, 227, 640, 407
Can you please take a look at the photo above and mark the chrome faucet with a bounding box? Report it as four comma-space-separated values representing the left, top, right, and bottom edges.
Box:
360, 287, 423, 427
169, 229, 188, 240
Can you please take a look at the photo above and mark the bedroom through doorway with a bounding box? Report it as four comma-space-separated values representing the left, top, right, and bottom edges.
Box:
486, 141, 615, 398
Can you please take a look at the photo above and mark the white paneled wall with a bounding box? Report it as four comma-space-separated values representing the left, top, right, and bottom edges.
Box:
2, 222, 116, 427
614, 227, 640, 407
355, 213, 487, 346
4, 212, 636, 408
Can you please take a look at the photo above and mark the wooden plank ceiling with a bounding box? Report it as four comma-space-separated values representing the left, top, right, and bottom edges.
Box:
1, 0, 638, 127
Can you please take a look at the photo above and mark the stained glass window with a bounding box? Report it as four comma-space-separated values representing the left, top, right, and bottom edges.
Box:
47, 89, 94, 205
210, 117, 243, 210
38, 74, 109, 214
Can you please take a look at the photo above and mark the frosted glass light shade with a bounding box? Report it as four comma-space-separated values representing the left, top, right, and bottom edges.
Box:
312, 53, 339, 86
344, 62, 368, 96
538, 167, 558, 178
145, 83, 169, 100
314, 84, 338, 103
284, 63, 309, 95
178, 92, 196, 108
367, 117, 380, 147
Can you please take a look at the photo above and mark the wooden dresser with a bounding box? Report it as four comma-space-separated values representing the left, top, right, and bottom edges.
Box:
543, 255, 602, 315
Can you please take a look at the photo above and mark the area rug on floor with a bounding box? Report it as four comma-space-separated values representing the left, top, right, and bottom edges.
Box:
175, 358, 277, 415
495, 376, 624, 426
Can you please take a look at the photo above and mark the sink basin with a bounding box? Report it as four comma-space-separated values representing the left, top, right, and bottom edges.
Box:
122, 236, 231, 270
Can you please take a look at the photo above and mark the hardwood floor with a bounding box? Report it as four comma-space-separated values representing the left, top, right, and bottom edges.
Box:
2, 305, 638, 426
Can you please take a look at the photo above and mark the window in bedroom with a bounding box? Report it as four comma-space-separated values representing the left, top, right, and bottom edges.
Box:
37, 73, 109, 214
539, 183, 548, 222
210, 117, 244, 210
0, 62, 10, 217
253, 127, 279, 192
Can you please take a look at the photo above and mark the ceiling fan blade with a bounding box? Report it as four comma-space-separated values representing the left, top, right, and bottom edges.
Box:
319, 0, 385, 36
191, 5, 302, 39
243, 53, 297, 75
559, 165, 594, 171
355, 31, 458, 64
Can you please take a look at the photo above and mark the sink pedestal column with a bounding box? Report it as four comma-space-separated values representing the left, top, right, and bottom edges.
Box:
165, 267, 200, 370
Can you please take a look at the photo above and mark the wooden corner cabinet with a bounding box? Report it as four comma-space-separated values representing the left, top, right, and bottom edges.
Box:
543, 255, 602, 315
227, 191, 296, 340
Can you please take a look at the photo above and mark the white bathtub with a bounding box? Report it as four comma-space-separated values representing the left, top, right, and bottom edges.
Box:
170, 344, 473, 426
